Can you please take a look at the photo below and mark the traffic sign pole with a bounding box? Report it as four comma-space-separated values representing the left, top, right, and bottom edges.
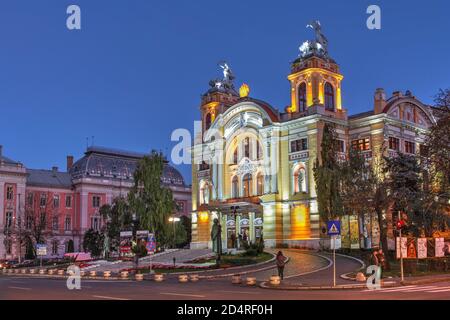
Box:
398, 211, 404, 283
333, 235, 336, 287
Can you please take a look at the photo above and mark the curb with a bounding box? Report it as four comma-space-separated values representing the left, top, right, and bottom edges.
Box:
401, 275, 450, 286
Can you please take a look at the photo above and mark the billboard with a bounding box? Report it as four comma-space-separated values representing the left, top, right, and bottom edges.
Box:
119, 231, 133, 254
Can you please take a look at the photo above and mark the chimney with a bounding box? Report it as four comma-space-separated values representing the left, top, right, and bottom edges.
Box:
374, 88, 386, 114
67, 155, 74, 171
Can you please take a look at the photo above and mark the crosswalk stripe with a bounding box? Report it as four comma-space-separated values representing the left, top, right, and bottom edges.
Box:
426, 286, 450, 293
362, 285, 417, 292
400, 286, 438, 292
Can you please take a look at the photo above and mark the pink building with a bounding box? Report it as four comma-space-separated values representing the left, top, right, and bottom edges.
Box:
0, 146, 191, 260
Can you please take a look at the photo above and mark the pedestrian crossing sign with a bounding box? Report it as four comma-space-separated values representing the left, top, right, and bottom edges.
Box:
327, 221, 341, 236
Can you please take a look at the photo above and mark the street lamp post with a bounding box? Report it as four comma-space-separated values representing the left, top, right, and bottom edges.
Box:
168, 216, 181, 249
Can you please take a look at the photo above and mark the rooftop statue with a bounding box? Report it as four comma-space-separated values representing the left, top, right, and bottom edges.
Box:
209, 61, 236, 91
299, 20, 329, 58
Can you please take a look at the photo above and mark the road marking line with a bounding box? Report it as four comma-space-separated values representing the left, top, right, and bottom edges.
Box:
8, 286, 31, 291
92, 295, 129, 301
400, 286, 439, 292
160, 292, 205, 298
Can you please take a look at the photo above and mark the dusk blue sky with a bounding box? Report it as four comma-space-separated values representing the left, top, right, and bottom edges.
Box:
0, 0, 449, 183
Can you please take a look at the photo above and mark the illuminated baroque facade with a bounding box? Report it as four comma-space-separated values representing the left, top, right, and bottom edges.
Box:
190, 25, 436, 250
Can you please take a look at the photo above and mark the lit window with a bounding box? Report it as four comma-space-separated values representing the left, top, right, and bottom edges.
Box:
257, 173, 264, 195
243, 174, 252, 197
298, 83, 307, 112
232, 176, 239, 198
324, 82, 335, 111
351, 138, 370, 151
233, 148, 238, 164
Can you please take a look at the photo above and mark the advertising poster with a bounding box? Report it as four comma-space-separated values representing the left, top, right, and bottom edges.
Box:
435, 238, 445, 257
396, 237, 407, 259
407, 238, 417, 258
417, 238, 427, 259
119, 231, 133, 254
350, 215, 360, 249
341, 215, 350, 249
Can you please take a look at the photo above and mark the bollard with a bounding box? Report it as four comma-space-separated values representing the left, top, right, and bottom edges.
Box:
103, 271, 111, 278
178, 274, 189, 283
80, 270, 86, 277
135, 273, 144, 281
231, 275, 242, 284
120, 271, 129, 279
154, 274, 164, 282
189, 274, 199, 282
29, 269, 36, 274
14, 269, 20, 274
269, 275, 281, 286
89, 270, 97, 277
39, 269, 46, 275
21, 269, 27, 274
48, 269, 55, 275
246, 277, 257, 286
57, 269, 65, 276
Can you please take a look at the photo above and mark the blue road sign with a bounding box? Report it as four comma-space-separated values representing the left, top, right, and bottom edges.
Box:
327, 221, 341, 236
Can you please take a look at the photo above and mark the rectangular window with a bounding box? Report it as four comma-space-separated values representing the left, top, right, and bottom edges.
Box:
92, 196, 101, 208
52, 241, 58, 255
337, 140, 345, 153
244, 138, 250, 158
91, 216, 100, 231
6, 186, 14, 201
389, 137, 400, 151
27, 193, 34, 206
5, 212, 13, 229
290, 138, 308, 153
351, 138, 370, 151
26, 215, 33, 229
405, 141, 415, 154
53, 195, 60, 208
65, 216, 71, 231
52, 216, 59, 230
40, 193, 47, 207
65, 195, 72, 208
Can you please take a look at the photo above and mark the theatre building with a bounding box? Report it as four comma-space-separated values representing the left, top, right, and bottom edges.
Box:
0, 146, 191, 260
190, 25, 436, 250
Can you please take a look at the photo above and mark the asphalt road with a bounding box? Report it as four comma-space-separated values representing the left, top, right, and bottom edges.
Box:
2, 276, 450, 300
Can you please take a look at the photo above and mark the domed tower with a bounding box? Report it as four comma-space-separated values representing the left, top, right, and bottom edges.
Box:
287, 21, 345, 118
200, 62, 240, 133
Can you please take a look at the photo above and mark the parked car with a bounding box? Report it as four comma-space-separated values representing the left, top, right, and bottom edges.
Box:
0, 260, 18, 269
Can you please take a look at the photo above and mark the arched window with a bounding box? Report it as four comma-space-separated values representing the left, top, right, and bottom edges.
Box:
233, 148, 238, 164
256, 173, 264, 195
294, 166, 307, 193
205, 113, 212, 130
298, 83, 307, 112
243, 173, 252, 197
324, 82, 335, 111
244, 137, 250, 158
256, 141, 263, 160
232, 176, 239, 198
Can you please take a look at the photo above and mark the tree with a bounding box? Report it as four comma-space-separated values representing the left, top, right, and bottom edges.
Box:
313, 123, 343, 221
82, 229, 104, 257
128, 151, 175, 247
100, 197, 132, 252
